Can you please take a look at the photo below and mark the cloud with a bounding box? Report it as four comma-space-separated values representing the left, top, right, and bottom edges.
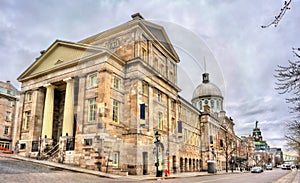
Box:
0, 0, 299, 153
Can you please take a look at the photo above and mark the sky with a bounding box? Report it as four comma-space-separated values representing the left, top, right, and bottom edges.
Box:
1, 0, 299, 153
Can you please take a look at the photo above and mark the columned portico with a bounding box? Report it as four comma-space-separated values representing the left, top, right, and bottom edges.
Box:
62, 77, 74, 137
42, 84, 55, 139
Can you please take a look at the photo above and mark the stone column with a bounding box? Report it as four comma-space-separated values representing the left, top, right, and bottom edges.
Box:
42, 84, 55, 139
62, 77, 74, 136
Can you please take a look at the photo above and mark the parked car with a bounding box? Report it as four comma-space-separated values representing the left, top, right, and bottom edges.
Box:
266, 164, 273, 170
251, 166, 263, 173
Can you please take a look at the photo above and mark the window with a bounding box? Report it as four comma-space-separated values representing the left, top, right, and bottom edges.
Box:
169, 71, 174, 82
113, 77, 120, 89
217, 100, 220, 110
20, 143, 26, 150
154, 58, 158, 70
6, 111, 11, 121
171, 100, 175, 111
84, 139, 93, 146
199, 101, 203, 111
142, 48, 147, 61
211, 100, 215, 109
7, 100, 12, 107
112, 100, 120, 123
88, 98, 97, 122
108, 39, 119, 49
112, 152, 119, 167
171, 118, 176, 133
26, 92, 32, 102
158, 112, 163, 130
32, 141, 38, 152
23, 111, 30, 130
142, 82, 148, 95
157, 92, 162, 102
88, 73, 98, 88
4, 126, 9, 135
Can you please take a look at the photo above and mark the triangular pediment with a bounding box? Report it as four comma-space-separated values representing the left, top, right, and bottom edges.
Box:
141, 21, 179, 62
18, 40, 104, 81
79, 14, 180, 62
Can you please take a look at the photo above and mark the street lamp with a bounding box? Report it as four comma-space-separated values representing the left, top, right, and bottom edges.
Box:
154, 131, 162, 177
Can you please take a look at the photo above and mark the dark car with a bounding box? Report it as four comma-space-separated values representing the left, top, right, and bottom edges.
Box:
251, 166, 263, 173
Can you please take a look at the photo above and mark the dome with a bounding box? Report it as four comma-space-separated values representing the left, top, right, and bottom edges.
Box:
192, 73, 223, 100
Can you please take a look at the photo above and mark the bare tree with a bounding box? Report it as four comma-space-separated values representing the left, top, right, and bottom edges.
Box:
261, 0, 292, 28
274, 49, 300, 155
262, 0, 299, 157
274, 48, 300, 113
285, 121, 300, 153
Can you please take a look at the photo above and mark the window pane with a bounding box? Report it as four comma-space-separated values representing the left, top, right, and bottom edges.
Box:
113, 100, 119, 123
88, 98, 96, 122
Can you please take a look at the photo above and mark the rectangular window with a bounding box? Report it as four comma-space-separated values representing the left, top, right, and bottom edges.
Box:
88, 73, 98, 88
112, 152, 119, 167
158, 112, 163, 130
7, 100, 12, 107
88, 98, 97, 122
23, 111, 30, 130
4, 126, 9, 135
140, 103, 145, 120
112, 100, 120, 123
26, 92, 32, 102
6, 111, 11, 121
31, 141, 39, 152
171, 118, 176, 133
84, 139, 93, 146
142, 82, 148, 95
171, 100, 175, 111
154, 58, 158, 70
20, 143, 26, 150
178, 120, 183, 138
142, 48, 147, 61
113, 77, 120, 89
157, 92, 162, 102
108, 39, 119, 49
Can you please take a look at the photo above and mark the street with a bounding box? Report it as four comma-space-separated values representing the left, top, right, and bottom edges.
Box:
0, 156, 115, 183
0, 156, 297, 183
143, 169, 294, 183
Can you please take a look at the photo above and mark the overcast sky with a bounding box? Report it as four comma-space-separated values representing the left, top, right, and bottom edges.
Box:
1, 0, 299, 153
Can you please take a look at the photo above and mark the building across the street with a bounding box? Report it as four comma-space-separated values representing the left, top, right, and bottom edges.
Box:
0, 81, 19, 151
14, 13, 251, 175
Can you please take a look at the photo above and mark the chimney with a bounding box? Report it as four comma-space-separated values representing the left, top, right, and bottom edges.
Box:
131, 13, 144, 20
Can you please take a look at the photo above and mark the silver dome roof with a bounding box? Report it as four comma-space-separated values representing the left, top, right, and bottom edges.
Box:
192, 73, 223, 100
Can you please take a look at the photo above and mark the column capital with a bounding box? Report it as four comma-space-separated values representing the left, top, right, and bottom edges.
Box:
43, 83, 56, 89
63, 77, 74, 83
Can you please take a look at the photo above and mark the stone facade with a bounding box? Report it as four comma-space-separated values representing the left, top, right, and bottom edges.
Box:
0, 81, 19, 151
15, 13, 251, 175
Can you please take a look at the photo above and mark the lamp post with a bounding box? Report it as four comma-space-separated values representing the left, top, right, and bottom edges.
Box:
154, 131, 162, 177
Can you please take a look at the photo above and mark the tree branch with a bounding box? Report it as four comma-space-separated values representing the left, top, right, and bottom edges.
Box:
261, 0, 291, 28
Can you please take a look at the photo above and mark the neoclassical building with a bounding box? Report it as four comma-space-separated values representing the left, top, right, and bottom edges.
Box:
15, 13, 249, 175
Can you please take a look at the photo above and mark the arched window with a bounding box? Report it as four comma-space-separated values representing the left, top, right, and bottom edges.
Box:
211, 100, 214, 109
199, 101, 202, 111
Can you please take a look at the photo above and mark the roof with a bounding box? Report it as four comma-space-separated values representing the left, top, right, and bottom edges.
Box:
79, 13, 180, 62
192, 73, 223, 100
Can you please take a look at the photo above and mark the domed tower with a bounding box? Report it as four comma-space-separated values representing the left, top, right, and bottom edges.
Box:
192, 73, 223, 112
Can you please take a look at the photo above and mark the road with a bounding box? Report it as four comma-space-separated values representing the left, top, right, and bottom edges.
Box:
0, 156, 117, 183
0, 156, 296, 183
143, 169, 293, 183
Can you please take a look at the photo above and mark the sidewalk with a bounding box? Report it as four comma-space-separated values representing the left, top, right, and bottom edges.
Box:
0, 153, 243, 181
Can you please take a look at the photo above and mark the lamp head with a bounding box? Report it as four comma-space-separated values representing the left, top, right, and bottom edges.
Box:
155, 131, 160, 141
